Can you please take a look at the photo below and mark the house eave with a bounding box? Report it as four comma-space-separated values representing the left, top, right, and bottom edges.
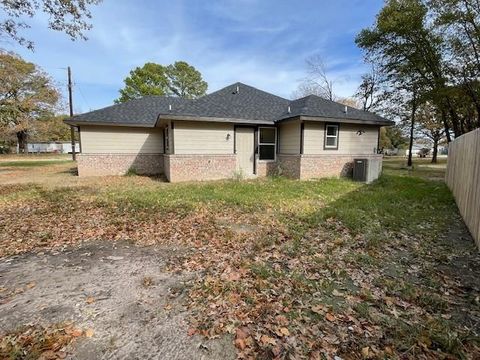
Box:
64, 119, 154, 128
64, 115, 394, 128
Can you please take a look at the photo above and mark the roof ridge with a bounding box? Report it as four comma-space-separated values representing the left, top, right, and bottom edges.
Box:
141, 95, 192, 100
170, 88, 234, 116
291, 94, 366, 114
288, 96, 310, 115
233, 82, 290, 102
203, 82, 289, 102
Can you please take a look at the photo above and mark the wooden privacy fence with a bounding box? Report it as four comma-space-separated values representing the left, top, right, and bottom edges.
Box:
445, 128, 480, 249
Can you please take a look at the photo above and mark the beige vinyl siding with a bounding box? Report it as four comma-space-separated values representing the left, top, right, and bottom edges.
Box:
80, 126, 163, 154
279, 120, 301, 154
173, 121, 234, 154
303, 121, 379, 155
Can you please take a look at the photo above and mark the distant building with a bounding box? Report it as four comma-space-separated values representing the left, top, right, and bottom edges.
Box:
17, 141, 79, 154
404, 144, 424, 157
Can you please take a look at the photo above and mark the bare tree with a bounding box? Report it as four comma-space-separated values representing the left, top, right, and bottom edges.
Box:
291, 82, 327, 99
293, 55, 337, 100
355, 65, 382, 111
337, 97, 361, 109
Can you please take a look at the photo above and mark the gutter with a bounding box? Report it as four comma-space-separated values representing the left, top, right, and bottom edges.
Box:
63, 119, 155, 128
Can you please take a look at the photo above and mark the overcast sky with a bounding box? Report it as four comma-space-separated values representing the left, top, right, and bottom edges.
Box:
5, 0, 383, 113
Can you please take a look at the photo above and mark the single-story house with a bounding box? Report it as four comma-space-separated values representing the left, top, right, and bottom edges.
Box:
65, 82, 393, 182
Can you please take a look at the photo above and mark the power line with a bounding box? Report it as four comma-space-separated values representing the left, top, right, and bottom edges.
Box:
76, 83, 91, 111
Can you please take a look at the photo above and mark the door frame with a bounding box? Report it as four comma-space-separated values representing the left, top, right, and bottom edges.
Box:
234, 125, 257, 175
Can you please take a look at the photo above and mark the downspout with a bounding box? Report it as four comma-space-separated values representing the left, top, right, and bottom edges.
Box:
300, 121, 305, 155
77, 126, 82, 153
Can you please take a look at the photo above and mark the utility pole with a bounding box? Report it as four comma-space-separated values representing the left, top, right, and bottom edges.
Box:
68, 66, 76, 161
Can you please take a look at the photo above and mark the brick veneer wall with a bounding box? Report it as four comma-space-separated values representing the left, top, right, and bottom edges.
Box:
77, 154, 164, 176
256, 159, 279, 177
77, 152, 382, 182
165, 154, 236, 182
299, 154, 383, 180
277, 155, 302, 179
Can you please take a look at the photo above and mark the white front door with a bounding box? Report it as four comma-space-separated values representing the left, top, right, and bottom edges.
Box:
236, 127, 255, 176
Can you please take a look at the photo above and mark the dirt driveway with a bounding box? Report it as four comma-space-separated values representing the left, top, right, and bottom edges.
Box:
0, 241, 235, 359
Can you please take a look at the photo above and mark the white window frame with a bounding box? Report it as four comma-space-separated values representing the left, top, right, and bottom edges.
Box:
324, 124, 339, 149
258, 127, 277, 161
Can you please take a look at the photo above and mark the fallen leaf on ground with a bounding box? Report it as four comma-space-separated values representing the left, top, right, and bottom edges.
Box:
235, 338, 246, 350
236, 327, 249, 340
71, 329, 83, 337
312, 305, 325, 314
325, 313, 335, 322
362, 346, 369, 358
260, 335, 276, 346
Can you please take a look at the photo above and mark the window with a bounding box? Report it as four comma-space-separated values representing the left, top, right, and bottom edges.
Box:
258, 127, 276, 160
324, 124, 339, 149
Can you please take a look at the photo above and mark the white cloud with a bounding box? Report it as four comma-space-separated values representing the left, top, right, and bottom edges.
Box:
4, 0, 381, 112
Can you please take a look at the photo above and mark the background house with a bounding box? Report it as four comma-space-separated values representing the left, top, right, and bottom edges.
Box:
18, 141, 80, 154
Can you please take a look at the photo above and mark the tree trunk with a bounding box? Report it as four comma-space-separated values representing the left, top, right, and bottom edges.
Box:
16, 131, 28, 154
440, 108, 452, 143
407, 93, 417, 168
445, 97, 461, 137
431, 138, 438, 164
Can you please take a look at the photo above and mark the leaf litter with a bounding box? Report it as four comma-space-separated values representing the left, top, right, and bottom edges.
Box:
1, 175, 479, 359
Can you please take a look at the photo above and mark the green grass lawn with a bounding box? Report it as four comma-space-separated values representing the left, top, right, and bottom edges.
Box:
383, 156, 447, 180
0, 157, 478, 358
0, 159, 73, 167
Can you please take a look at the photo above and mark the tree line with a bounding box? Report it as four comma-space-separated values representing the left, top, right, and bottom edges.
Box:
293, 0, 479, 163
0, 52, 207, 153
355, 0, 480, 164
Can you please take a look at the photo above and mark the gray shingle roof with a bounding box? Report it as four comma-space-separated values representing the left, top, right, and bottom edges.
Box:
166, 82, 291, 121
281, 95, 390, 124
66, 82, 392, 127
66, 96, 190, 126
